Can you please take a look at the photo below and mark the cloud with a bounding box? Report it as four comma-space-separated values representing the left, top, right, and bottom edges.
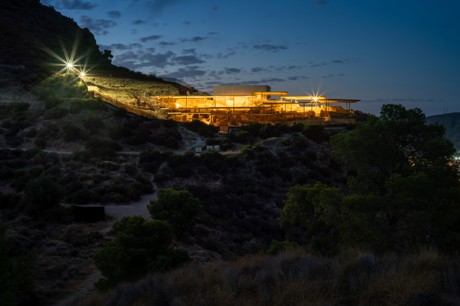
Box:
142, 0, 188, 13
51, 0, 96, 10
251, 65, 303, 74
331, 58, 360, 64
181, 36, 209, 43
173, 55, 204, 65
102, 43, 142, 51
213, 78, 285, 86
114, 50, 175, 69
159, 41, 177, 47
216, 49, 237, 59
253, 44, 288, 52
140, 35, 163, 42
107, 11, 121, 18
310, 62, 328, 68
161, 66, 207, 79
259, 78, 285, 83
132, 19, 146, 25
80, 16, 116, 35
224, 68, 242, 74
182, 48, 196, 55
288, 76, 310, 81
251, 67, 267, 73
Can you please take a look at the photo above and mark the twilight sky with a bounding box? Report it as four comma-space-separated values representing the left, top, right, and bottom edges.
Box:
40, 0, 460, 116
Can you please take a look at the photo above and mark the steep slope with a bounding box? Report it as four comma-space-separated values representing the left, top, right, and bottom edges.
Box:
0, 0, 197, 94
427, 112, 460, 150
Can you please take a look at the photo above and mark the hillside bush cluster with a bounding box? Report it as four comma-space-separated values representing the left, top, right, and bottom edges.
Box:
0, 219, 35, 306
146, 133, 341, 255
86, 248, 460, 306
0, 102, 32, 148
280, 105, 460, 255
94, 216, 190, 290
148, 188, 203, 238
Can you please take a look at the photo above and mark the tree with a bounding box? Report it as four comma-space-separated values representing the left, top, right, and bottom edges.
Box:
330, 104, 460, 251
101, 49, 113, 64
94, 216, 189, 289
148, 189, 202, 237
280, 105, 460, 254
331, 104, 456, 195
279, 183, 343, 255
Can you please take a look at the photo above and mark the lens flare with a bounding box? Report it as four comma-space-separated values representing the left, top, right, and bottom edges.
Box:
41, 31, 95, 78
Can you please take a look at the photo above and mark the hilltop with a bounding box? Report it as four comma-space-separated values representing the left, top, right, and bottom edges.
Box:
0, 0, 198, 95
427, 112, 460, 150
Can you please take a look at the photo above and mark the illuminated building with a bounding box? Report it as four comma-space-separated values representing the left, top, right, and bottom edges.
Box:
151, 85, 360, 127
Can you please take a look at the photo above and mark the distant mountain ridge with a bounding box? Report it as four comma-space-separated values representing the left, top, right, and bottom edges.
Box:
427, 112, 460, 150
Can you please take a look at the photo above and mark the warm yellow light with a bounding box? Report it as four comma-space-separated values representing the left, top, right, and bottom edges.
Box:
175, 103, 180, 109
312, 96, 318, 102
79, 71, 86, 77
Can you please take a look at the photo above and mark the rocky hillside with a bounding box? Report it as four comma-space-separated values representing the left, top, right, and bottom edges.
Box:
0, 65, 343, 304
427, 112, 460, 150
0, 0, 198, 94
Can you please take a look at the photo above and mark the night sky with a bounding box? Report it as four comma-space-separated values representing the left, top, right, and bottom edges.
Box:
40, 0, 460, 116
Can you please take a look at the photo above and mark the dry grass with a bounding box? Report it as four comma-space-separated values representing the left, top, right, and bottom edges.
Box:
80, 248, 460, 306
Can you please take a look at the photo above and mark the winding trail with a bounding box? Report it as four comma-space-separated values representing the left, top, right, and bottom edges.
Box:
104, 191, 156, 221
51, 192, 157, 306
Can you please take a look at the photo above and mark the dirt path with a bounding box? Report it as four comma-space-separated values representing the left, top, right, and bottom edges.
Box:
104, 191, 156, 221
50, 191, 157, 306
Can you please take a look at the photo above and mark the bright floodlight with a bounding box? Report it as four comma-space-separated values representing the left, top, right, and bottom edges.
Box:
312, 96, 318, 102
66, 62, 74, 69
79, 71, 86, 77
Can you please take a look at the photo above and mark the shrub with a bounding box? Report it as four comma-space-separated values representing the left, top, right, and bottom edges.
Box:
139, 150, 165, 173
83, 116, 105, 134
43, 96, 62, 110
302, 125, 329, 143
94, 216, 190, 289
68, 188, 96, 204
62, 124, 84, 142
23, 175, 63, 216
186, 120, 217, 137
44, 107, 68, 119
148, 189, 203, 237
85, 98, 108, 111
0, 220, 36, 306
85, 138, 121, 159
200, 151, 229, 174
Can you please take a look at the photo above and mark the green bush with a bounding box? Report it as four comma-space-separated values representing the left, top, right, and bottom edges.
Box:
148, 189, 203, 237
139, 150, 166, 173
85, 138, 121, 159
23, 175, 63, 217
44, 107, 68, 119
94, 216, 190, 289
83, 116, 105, 134
302, 125, 329, 143
62, 124, 84, 142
